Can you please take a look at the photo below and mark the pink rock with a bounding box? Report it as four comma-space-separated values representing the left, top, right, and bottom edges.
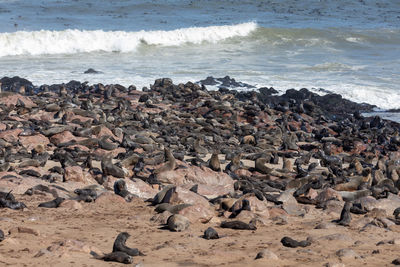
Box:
125, 178, 158, 199
49, 131, 78, 145
93, 147, 126, 158
63, 166, 93, 184
24, 110, 54, 121
235, 210, 270, 225
70, 114, 92, 123
245, 195, 272, 212
156, 161, 234, 189
94, 125, 122, 142
171, 187, 211, 207
178, 204, 215, 223
181, 183, 233, 199
234, 169, 253, 177
95, 191, 126, 205
268, 207, 288, 218
0, 94, 36, 108
19, 134, 50, 151
0, 129, 23, 143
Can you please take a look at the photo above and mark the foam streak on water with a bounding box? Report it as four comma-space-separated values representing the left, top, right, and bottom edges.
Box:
0, 22, 257, 56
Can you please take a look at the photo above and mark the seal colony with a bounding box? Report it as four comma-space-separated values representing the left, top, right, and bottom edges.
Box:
0, 75, 400, 266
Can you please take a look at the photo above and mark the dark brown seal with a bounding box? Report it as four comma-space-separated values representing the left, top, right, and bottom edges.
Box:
113, 232, 144, 256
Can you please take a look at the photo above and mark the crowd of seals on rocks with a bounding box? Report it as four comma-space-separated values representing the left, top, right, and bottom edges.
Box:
0, 75, 400, 265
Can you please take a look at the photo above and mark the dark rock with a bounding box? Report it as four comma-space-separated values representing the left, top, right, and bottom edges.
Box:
84, 68, 102, 74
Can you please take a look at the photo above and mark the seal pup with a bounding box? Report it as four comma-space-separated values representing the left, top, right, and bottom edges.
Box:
113, 232, 144, 256
38, 197, 65, 208
90, 251, 133, 264
333, 201, 352, 226
203, 227, 219, 240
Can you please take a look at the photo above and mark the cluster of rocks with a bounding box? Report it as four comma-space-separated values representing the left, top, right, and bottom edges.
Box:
0, 76, 399, 264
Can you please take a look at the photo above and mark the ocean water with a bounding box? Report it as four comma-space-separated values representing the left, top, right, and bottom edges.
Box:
0, 0, 400, 116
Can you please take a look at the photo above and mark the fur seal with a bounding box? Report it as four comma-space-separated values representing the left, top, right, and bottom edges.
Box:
153, 148, 176, 175
0, 198, 27, 210
334, 201, 352, 226
282, 157, 292, 172
167, 214, 190, 232
0, 162, 10, 172
150, 185, 176, 205
337, 187, 371, 202
203, 227, 219, 240
0, 229, 4, 242
74, 188, 98, 202
193, 138, 208, 155
230, 199, 251, 218
394, 207, 400, 220
255, 157, 272, 174
220, 219, 257, 230
209, 152, 221, 172
335, 168, 372, 191
101, 155, 126, 178
280, 236, 311, 248
99, 135, 118, 151
225, 153, 242, 172
38, 197, 65, 208
91, 251, 133, 264
113, 232, 144, 256
113, 179, 135, 202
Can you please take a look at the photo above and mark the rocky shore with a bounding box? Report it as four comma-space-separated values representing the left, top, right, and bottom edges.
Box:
0, 76, 399, 266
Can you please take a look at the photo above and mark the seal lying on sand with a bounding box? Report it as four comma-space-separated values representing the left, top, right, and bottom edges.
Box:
38, 197, 65, 208
220, 219, 257, 230
91, 251, 133, 264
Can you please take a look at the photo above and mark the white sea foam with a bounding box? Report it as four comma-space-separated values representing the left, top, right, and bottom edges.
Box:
0, 22, 257, 57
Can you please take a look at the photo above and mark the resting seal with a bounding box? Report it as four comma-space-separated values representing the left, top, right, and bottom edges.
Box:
113, 232, 144, 256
